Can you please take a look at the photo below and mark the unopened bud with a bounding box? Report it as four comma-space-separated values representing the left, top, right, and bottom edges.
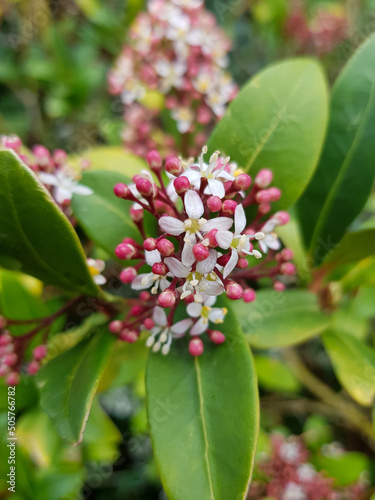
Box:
152, 262, 168, 275
207, 196, 222, 213
120, 267, 137, 283
147, 150, 162, 171
136, 177, 154, 197
209, 330, 226, 344
157, 238, 174, 256
144, 238, 157, 251
193, 244, 209, 262
243, 288, 256, 303
174, 176, 190, 194
158, 290, 176, 308
33, 345, 47, 361
274, 281, 285, 292
233, 174, 251, 191
114, 183, 131, 199
189, 338, 204, 356
165, 157, 183, 175
255, 169, 273, 188
225, 282, 243, 300
222, 199, 237, 215
109, 320, 123, 333
115, 243, 137, 260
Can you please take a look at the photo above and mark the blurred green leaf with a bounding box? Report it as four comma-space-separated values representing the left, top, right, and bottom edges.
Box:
71, 146, 146, 176
303, 415, 333, 451
321, 229, 375, 270
313, 451, 369, 486
254, 355, 301, 393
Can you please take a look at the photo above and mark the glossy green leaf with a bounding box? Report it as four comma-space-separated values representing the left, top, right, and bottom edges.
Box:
37, 327, 115, 443
298, 34, 375, 261
71, 170, 139, 257
208, 59, 328, 210
234, 290, 329, 348
340, 256, 375, 291
254, 355, 301, 393
0, 150, 98, 295
146, 303, 258, 500
321, 229, 375, 270
323, 331, 375, 406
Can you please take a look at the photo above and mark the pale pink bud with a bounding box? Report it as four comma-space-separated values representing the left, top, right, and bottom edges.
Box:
6, 372, 20, 386
114, 183, 131, 199
109, 320, 123, 333
209, 330, 226, 344
130, 206, 143, 222
274, 281, 285, 292
197, 106, 211, 124
152, 262, 168, 275
144, 238, 157, 251
119, 329, 139, 343
233, 174, 251, 191
140, 291, 151, 301
268, 187, 281, 202
52, 149, 68, 165
237, 258, 248, 269
115, 243, 137, 260
274, 211, 290, 225
27, 360, 40, 375
281, 248, 294, 261
222, 199, 237, 215
146, 150, 162, 171
255, 169, 273, 188
136, 177, 153, 197
165, 157, 183, 175
4, 135, 22, 153
174, 176, 190, 194
158, 290, 176, 308
225, 282, 243, 300
192, 244, 209, 262
0, 331, 11, 345
243, 288, 256, 303
144, 318, 155, 330
33, 344, 47, 361
32, 145, 51, 166
281, 263, 295, 275
0, 345, 13, 356
157, 238, 174, 256
120, 267, 137, 284
0, 364, 9, 377
259, 203, 271, 214
207, 196, 222, 212
256, 190, 272, 204
4, 353, 17, 367
189, 338, 204, 356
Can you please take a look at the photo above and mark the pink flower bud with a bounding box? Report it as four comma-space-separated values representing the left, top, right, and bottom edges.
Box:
281, 248, 294, 261
222, 199, 237, 215
144, 318, 155, 330
109, 320, 123, 333
193, 244, 209, 262
131, 305, 145, 316
256, 190, 272, 204
259, 203, 271, 214
274, 281, 285, 292
0, 364, 9, 376
6, 372, 20, 386
189, 338, 204, 356
32, 145, 51, 166
204, 229, 218, 247
225, 282, 243, 300
115, 243, 137, 260
197, 106, 212, 124
281, 263, 295, 275
237, 258, 248, 269
268, 187, 281, 202
157, 238, 175, 256
165, 157, 183, 175
243, 288, 256, 303
184, 294, 195, 304
114, 183, 131, 199
207, 196, 222, 212
120, 267, 137, 284
209, 330, 226, 344
152, 262, 168, 275
0, 331, 10, 344
52, 149, 68, 165
130, 206, 143, 222
174, 176, 190, 194
33, 344, 47, 361
4, 353, 17, 367
255, 169, 273, 188
0, 345, 13, 356
233, 174, 251, 191
27, 360, 40, 375
136, 177, 154, 197
274, 211, 290, 225
144, 238, 157, 251
217, 254, 231, 266
5, 135, 22, 152
158, 290, 176, 308
146, 150, 162, 171
119, 329, 139, 343
140, 291, 151, 301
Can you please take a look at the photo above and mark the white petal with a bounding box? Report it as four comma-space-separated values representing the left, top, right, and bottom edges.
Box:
159, 216, 185, 236
72, 184, 93, 196
54, 187, 72, 204
202, 217, 233, 232
204, 296, 216, 307
160, 278, 170, 291
183, 169, 201, 183
181, 239, 196, 267
94, 275, 106, 285
153, 306, 167, 326
190, 318, 208, 335
131, 274, 150, 290
145, 249, 162, 266
205, 281, 224, 296
262, 219, 277, 233
259, 241, 268, 253
207, 178, 225, 198
223, 250, 238, 278
267, 237, 281, 251
218, 170, 234, 181
197, 249, 217, 274
38, 172, 58, 186
171, 318, 193, 335
234, 204, 247, 234
215, 230, 233, 250
164, 257, 190, 278
186, 302, 202, 317
95, 260, 105, 272
208, 308, 225, 322
184, 190, 204, 219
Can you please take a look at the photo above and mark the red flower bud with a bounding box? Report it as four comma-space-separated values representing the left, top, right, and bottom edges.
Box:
165, 157, 183, 175
152, 262, 168, 275
157, 238, 174, 256
225, 282, 243, 300
147, 150, 162, 171
207, 196, 222, 212
174, 176, 190, 194
193, 244, 209, 262
158, 290, 176, 308
189, 338, 204, 356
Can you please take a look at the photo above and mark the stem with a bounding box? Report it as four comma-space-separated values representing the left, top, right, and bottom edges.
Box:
283, 347, 375, 447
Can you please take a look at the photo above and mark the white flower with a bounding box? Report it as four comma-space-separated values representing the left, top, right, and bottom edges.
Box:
146, 306, 193, 355
297, 464, 316, 482
281, 482, 307, 500
159, 190, 233, 266
216, 205, 263, 278
132, 250, 172, 294
38, 171, 93, 204
187, 295, 227, 335
155, 59, 186, 93
279, 441, 301, 463
193, 70, 216, 95
183, 147, 234, 198
121, 79, 146, 105
171, 107, 194, 134
259, 217, 282, 253
166, 12, 191, 45
171, 0, 203, 8
165, 250, 224, 302
87, 259, 106, 285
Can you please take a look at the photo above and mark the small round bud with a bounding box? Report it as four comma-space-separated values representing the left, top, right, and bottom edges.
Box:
120, 267, 137, 284
115, 243, 137, 260
122, 237, 138, 245
130, 206, 143, 222
274, 211, 290, 225
131, 306, 145, 317
233, 174, 251, 191
119, 329, 139, 343
136, 177, 154, 197
193, 244, 209, 262
217, 254, 231, 266
243, 288, 256, 303
281, 248, 294, 261
0, 345, 13, 356
147, 150, 162, 171
144, 318, 155, 330
173, 176, 190, 194
140, 291, 151, 301
165, 157, 183, 175
33, 344, 47, 361
225, 282, 243, 300
274, 281, 285, 292
281, 263, 296, 275
4, 353, 17, 367
209, 330, 226, 344
109, 320, 123, 333
268, 187, 281, 202
237, 258, 248, 269
0, 364, 9, 377
4, 135, 22, 153
256, 190, 272, 204
158, 290, 176, 308
255, 169, 273, 188
189, 338, 204, 356
27, 361, 40, 375
144, 238, 157, 251
114, 183, 131, 199
204, 229, 218, 247
207, 196, 222, 213
258, 203, 271, 215
0, 331, 11, 345
52, 149, 68, 165
157, 238, 175, 256
222, 199, 237, 215
6, 372, 20, 386
152, 262, 168, 275
32, 145, 51, 166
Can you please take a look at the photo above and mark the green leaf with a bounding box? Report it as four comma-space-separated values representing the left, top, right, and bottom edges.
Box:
323, 331, 375, 406
254, 355, 301, 393
146, 303, 258, 500
208, 59, 328, 210
37, 327, 115, 443
313, 451, 369, 487
234, 290, 329, 348
321, 229, 375, 270
0, 150, 98, 295
340, 256, 375, 291
298, 34, 375, 261
71, 170, 139, 257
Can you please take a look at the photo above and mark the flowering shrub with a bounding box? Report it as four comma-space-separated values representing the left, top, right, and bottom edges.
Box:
108, 0, 237, 156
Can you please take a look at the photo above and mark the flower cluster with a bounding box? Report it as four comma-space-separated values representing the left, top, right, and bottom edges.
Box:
108, 0, 237, 157
248, 434, 367, 500
1, 135, 92, 213
110, 146, 295, 356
